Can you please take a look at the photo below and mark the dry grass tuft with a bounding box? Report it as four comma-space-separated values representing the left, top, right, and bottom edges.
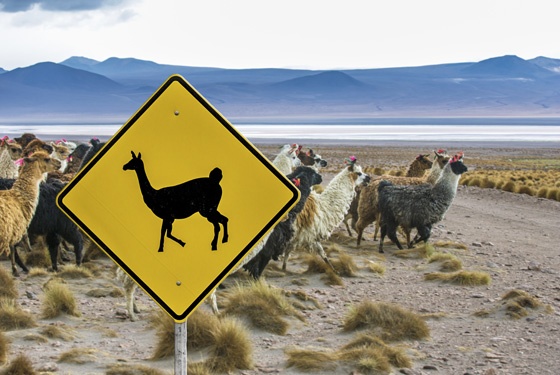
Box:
340, 333, 412, 369
285, 348, 338, 372
222, 280, 304, 335
394, 243, 434, 259
26, 267, 49, 278
150, 311, 175, 360
207, 318, 253, 373
186, 362, 211, 375
1, 353, 36, 375
332, 253, 358, 277
0, 299, 37, 331
501, 181, 516, 192
86, 287, 124, 298
0, 331, 8, 364
516, 185, 535, 196
536, 187, 549, 198
23, 334, 48, 343
546, 187, 560, 200
39, 323, 75, 341
187, 309, 220, 350
285, 290, 323, 310
343, 301, 430, 342
41, 281, 81, 318
57, 348, 98, 364
0, 267, 17, 300
428, 252, 463, 272
106, 363, 169, 375
57, 264, 93, 279
433, 241, 468, 250
424, 270, 491, 286
367, 261, 386, 276
501, 289, 544, 319
23, 249, 51, 269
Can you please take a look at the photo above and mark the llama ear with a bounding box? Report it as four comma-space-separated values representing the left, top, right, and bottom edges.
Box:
131, 151, 136, 158
138, 152, 142, 159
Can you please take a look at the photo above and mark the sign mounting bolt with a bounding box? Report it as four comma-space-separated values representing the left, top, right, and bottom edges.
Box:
174, 111, 180, 116
176, 281, 181, 286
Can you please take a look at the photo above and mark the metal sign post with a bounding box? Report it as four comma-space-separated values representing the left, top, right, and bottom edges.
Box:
175, 321, 187, 374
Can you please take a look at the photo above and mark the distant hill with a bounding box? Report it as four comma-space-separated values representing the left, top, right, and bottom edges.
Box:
1, 54, 559, 122
1, 62, 122, 92
460, 55, 550, 78
529, 56, 560, 73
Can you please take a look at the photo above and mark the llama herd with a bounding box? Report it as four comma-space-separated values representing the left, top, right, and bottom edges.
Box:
0, 134, 468, 322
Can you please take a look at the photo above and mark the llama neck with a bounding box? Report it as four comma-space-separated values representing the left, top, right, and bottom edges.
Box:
133, 164, 157, 201
317, 168, 356, 210
406, 160, 424, 177
426, 163, 443, 185
432, 165, 460, 200
12, 162, 43, 222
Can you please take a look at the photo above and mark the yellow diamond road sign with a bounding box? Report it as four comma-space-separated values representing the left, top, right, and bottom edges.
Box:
57, 75, 300, 322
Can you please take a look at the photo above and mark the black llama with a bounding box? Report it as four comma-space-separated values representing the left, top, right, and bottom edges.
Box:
123, 151, 229, 252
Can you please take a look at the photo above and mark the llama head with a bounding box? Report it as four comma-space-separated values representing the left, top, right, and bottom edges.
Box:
345, 157, 370, 187
7, 142, 23, 161
434, 149, 448, 158
23, 139, 54, 157
290, 166, 323, 189
123, 151, 143, 171
14, 133, 36, 148
23, 151, 61, 174
449, 152, 468, 175
415, 154, 433, 170
51, 142, 70, 160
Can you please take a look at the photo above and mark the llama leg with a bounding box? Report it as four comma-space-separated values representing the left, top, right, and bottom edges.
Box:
282, 243, 294, 271
386, 226, 403, 250
373, 212, 381, 241
124, 279, 138, 321
46, 232, 61, 272
209, 290, 219, 314
314, 242, 338, 274
379, 224, 387, 253
218, 212, 229, 244
160, 220, 185, 251
10, 245, 28, 276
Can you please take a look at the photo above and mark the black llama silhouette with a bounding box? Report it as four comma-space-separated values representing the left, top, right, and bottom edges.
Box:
123, 151, 229, 252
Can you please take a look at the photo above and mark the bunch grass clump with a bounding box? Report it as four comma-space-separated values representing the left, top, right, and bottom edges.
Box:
424, 270, 491, 286
106, 363, 169, 375
285, 348, 337, 372
150, 311, 175, 359
343, 301, 430, 342
367, 261, 386, 276
222, 279, 304, 335
57, 264, 93, 279
23, 249, 51, 269
58, 348, 98, 364
0, 267, 17, 299
1, 353, 36, 375
39, 324, 75, 341
394, 243, 435, 259
187, 309, 220, 350
340, 333, 412, 369
207, 318, 252, 373
428, 252, 463, 272
40, 281, 81, 318
0, 299, 37, 331
502, 290, 545, 319
0, 331, 8, 364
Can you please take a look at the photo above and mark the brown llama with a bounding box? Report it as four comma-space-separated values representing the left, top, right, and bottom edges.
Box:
123, 151, 229, 252
0, 151, 61, 275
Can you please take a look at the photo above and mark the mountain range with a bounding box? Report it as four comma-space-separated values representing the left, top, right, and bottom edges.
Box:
1, 55, 560, 123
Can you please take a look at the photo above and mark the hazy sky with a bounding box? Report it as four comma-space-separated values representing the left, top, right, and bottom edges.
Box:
0, 0, 558, 71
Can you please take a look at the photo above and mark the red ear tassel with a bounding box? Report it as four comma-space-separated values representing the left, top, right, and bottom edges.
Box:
292, 178, 300, 187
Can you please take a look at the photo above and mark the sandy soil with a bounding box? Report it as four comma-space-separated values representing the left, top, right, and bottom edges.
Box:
2, 142, 560, 375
